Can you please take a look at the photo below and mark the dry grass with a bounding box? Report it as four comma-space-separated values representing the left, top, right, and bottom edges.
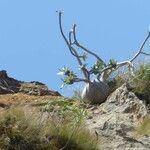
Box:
0, 93, 61, 107
0, 96, 98, 150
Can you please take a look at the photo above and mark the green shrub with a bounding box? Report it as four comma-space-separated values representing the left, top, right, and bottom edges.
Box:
41, 98, 87, 122
135, 115, 150, 137
107, 76, 125, 92
40, 98, 98, 149
132, 63, 150, 102
107, 63, 150, 102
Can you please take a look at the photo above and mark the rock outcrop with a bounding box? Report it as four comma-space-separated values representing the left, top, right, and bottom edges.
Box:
86, 84, 150, 150
0, 70, 61, 96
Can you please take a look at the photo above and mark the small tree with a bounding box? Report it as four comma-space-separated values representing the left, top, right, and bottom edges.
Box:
57, 11, 150, 104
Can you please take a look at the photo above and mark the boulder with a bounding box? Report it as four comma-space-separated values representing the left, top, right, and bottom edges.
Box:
86, 84, 150, 150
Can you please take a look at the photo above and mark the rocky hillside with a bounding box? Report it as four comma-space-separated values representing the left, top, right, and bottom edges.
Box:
86, 84, 150, 149
0, 71, 149, 150
0, 70, 60, 96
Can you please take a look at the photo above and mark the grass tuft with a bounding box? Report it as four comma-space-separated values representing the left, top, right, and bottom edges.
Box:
135, 115, 150, 137
0, 99, 98, 150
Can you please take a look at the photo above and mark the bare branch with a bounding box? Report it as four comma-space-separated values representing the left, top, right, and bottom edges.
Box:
68, 31, 91, 80
98, 33, 150, 81
58, 11, 79, 57
130, 33, 150, 62
58, 11, 150, 84
98, 61, 134, 81
57, 11, 90, 80
69, 31, 74, 45
72, 24, 107, 67
141, 52, 150, 56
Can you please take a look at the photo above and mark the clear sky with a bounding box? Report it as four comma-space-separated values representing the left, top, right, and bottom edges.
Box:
0, 0, 150, 96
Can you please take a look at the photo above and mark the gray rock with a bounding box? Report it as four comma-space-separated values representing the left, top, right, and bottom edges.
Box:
0, 70, 61, 96
86, 84, 149, 150
0, 70, 21, 94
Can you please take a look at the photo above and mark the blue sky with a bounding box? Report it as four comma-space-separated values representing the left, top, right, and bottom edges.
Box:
0, 0, 150, 96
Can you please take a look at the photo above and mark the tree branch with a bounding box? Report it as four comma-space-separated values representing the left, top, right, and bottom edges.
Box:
99, 32, 150, 81
141, 52, 150, 56
98, 61, 134, 81
68, 31, 91, 80
130, 33, 150, 62
72, 24, 107, 67
57, 11, 90, 81
69, 31, 74, 45
58, 11, 79, 57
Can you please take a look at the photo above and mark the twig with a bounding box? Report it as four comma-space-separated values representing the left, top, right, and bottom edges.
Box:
130, 33, 150, 62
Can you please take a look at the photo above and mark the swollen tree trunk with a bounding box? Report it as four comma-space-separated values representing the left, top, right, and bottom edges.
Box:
81, 80, 110, 104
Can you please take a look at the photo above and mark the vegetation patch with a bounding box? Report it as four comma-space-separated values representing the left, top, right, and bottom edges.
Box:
0, 99, 98, 150
135, 115, 150, 137
131, 63, 150, 103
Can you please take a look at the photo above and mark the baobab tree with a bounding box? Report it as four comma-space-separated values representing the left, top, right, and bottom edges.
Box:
57, 11, 150, 104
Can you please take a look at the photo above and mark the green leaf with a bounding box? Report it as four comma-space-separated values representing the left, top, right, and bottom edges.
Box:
58, 67, 77, 86
63, 72, 77, 85
82, 52, 88, 61
79, 64, 87, 70
108, 59, 117, 68
91, 61, 105, 75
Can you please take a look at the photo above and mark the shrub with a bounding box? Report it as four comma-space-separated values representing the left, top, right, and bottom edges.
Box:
0, 108, 49, 150
132, 63, 150, 103
0, 101, 98, 150
107, 76, 125, 92
135, 115, 150, 136
41, 98, 98, 149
